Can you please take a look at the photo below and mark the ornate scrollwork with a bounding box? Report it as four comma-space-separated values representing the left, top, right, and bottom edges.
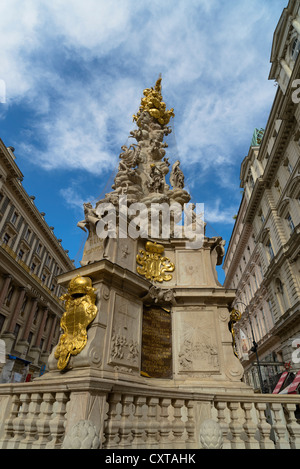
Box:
136, 241, 175, 283
55, 275, 98, 371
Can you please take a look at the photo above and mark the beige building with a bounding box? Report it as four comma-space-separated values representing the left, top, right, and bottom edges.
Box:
223, 0, 300, 392
0, 139, 74, 382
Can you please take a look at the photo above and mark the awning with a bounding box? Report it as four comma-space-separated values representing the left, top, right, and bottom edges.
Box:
8, 355, 31, 366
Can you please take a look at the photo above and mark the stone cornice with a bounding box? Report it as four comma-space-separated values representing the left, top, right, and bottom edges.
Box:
0, 142, 74, 270
0, 139, 23, 181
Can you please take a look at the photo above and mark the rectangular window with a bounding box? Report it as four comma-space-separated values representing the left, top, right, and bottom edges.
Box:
287, 213, 295, 233
11, 211, 18, 224
267, 241, 275, 260
28, 331, 33, 346
24, 229, 31, 241
287, 162, 293, 174
3, 233, 10, 244
18, 249, 24, 260
45, 254, 51, 266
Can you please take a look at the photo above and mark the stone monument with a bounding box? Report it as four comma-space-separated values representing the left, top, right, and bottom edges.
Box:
46, 77, 245, 393
0, 79, 298, 452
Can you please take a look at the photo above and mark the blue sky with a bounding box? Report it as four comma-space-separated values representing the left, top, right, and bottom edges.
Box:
0, 0, 288, 284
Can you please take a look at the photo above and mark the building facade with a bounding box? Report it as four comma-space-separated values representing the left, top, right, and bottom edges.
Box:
223, 0, 300, 392
0, 139, 74, 382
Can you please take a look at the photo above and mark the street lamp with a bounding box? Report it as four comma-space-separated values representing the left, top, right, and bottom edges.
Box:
233, 301, 266, 394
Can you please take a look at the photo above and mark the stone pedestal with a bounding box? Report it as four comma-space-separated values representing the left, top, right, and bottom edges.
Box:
47, 237, 247, 395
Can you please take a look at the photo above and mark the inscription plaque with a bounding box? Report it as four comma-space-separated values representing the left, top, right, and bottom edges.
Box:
141, 306, 172, 379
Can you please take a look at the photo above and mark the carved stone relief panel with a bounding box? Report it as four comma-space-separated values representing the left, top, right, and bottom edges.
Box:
108, 294, 141, 371
175, 309, 220, 375
116, 237, 136, 272
176, 251, 207, 287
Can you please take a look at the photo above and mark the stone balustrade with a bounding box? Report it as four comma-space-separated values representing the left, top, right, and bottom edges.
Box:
0, 378, 299, 449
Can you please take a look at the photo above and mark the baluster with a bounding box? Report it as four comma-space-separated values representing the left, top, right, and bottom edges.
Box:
185, 399, 196, 449
159, 398, 172, 448
146, 397, 160, 448
11, 393, 31, 448
46, 392, 69, 449
255, 402, 274, 449
21, 392, 43, 448
132, 396, 146, 448
171, 399, 185, 449
2, 394, 21, 449
284, 403, 300, 449
103, 393, 121, 449
118, 395, 134, 448
215, 401, 231, 449
34, 392, 55, 449
270, 403, 290, 449
228, 402, 245, 449
241, 402, 260, 449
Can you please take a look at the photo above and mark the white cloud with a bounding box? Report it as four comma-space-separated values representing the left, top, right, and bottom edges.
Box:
0, 0, 286, 184
60, 185, 96, 211
204, 198, 239, 225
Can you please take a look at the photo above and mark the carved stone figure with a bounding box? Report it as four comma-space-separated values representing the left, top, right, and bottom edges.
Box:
147, 164, 165, 193
77, 202, 99, 232
142, 285, 177, 307
170, 160, 185, 189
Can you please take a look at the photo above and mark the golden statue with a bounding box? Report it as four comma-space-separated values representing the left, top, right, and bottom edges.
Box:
55, 275, 98, 370
136, 241, 175, 283
133, 77, 174, 127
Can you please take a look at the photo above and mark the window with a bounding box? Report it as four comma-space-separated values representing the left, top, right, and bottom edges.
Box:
18, 249, 24, 260
11, 211, 18, 225
33, 306, 39, 324
41, 273, 47, 283
291, 37, 300, 60
12, 323, 21, 350
45, 254, 51, 267
286, 213, 295, 233
30, 262, 36, 273
287, 162, 294, 174
24, 229, 31, 241
3, 233, 10, 245
267, 240, 275, 260
28, 332, 33, 346
261, 308, 268, 334
277, 279, 284, 295
36, 243, 42, 254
